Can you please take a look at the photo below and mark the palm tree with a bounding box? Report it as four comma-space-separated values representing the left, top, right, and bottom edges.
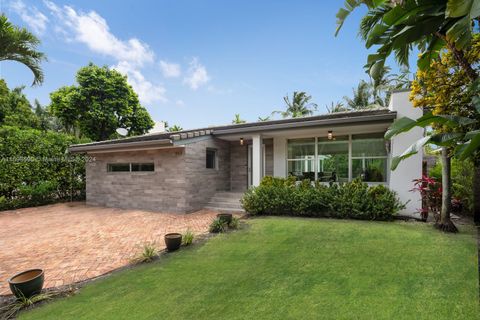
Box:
326, 101, 349, 113
232, 114, 246, 124
274, 91, 317, 118
343, 80, 374, 110
168, 125, 183, 132
0, 15, 46, 86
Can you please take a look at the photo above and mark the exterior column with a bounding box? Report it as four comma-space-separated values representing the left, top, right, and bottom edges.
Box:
252, 134, 262, 186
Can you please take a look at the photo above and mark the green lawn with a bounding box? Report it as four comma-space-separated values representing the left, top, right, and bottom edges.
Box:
21, 218, 479, 319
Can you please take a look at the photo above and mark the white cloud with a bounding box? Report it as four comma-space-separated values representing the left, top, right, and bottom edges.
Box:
10, 0, 49, 35
175, 99, 185, 106
43, 1, 167, 104
183, 57, 210, 90
159, 60, 181, 78
44, 1, 153, 65
113, 61, 167, 104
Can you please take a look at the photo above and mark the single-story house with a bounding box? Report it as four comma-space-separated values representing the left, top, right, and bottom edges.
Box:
69, 90, 423, 216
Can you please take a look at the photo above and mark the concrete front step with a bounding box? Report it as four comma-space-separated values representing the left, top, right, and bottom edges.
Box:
213, 192, 244, 199
204, 206, 245, 213
206, 201, 243, 209
208, 197, 243, 204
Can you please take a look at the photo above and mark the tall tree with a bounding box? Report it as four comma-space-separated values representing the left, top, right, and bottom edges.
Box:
274, 91, 317, 118
0, 80, 39, 128
232, 114, 246, 124
326, 101, 349, 113
0, 15, 46, 86
49, 63, 154, 141
343, 80, 373, 110
336, 0, 480, 229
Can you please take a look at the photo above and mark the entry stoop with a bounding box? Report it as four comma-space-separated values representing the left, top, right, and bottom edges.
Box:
205, 192, 245, 213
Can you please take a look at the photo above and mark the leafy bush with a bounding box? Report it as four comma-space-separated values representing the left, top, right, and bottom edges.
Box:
241, 177, 404, 221
209, 218, 227, 233
0, 126, 89, 210
182, 230, 194, 246
228, 217, 240, 229
429, 158, 474, 215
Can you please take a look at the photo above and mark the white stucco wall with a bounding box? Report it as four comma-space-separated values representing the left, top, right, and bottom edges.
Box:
388, 91, 423, 216
273, 137, 287, 177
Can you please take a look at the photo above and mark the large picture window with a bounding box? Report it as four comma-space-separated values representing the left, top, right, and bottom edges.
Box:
287, 138, 315, 181
287, 132, 388, 183
351, 133, 388, 182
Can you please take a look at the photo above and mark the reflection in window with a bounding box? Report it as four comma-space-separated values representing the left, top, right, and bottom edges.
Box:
351, 133, 388, 182
287, 138, 315, 181
317, 137, 348, 182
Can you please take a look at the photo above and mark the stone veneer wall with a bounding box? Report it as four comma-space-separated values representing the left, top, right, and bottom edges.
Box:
86, 148, 188, 212
183, 137, 231, 212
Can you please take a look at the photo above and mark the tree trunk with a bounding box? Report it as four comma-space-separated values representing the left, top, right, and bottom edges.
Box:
474, 163, 480, 225
436, 147, 458, 232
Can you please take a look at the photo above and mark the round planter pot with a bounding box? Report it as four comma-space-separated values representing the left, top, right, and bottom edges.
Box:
164, 233, 182, 251
8, 269, 44, 298
217, 213, 233, 224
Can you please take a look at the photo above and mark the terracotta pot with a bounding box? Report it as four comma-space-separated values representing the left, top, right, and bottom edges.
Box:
217, 213, 232, 224
164, 233, 182, 251
8, 269, 44, 298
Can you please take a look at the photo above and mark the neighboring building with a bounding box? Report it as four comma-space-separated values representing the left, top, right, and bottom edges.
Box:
69, 91, 422, 216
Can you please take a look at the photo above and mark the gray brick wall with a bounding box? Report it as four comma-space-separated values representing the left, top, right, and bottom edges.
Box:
184, 137, 230, 212
230, 141, 248, 192
86, 148, 188, 213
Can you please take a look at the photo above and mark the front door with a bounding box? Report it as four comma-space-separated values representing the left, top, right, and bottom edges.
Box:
247, 144, 266, 188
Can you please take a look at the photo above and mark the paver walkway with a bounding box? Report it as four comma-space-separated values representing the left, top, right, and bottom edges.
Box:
0, 202, 219, 295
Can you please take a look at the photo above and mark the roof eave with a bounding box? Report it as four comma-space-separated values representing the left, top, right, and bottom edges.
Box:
68, 139, 173, 153
212, 113, 396, 135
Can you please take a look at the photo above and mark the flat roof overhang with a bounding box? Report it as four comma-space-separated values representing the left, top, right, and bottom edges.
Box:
68, 139, 175, 154
212, 112, 396, 136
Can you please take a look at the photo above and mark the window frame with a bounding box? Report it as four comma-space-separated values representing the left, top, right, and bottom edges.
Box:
286, 133, 389, 184
206, 148, 218, 169
107, 162, 155, 173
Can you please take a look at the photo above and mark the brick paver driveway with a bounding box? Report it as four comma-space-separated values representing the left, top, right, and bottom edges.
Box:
0, 202, 219, 295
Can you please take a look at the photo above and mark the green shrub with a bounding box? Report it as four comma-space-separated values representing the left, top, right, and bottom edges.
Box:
0, 126, 89, 210
228, 217, 240, 229
209, 218, 227, 233
131, 242, 158, 264
241, 177, 404, 221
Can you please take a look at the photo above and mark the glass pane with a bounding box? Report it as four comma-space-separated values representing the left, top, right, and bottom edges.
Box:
287, 138, 315, 159
317, 138, 348, 182
287, 160, 314, 181
352, 133, 387, 157
206, 150, 216, 169
132, 163, 154, 172
107, 163, 130, 172
352, 158, 387, 182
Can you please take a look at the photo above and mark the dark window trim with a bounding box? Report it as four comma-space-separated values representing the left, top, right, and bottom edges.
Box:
107, 162, 155, 173
206, 148, 217, 169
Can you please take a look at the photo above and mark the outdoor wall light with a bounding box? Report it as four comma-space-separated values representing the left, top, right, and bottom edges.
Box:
240, 137, 244, 145
327, 130, 333, 140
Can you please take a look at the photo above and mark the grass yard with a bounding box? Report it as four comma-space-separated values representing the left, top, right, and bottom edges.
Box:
21, 217, 479, 319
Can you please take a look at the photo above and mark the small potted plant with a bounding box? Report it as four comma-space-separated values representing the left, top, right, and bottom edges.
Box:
217, 213, 232, 224
8, 269, 44, 298
164, 233, 182, 251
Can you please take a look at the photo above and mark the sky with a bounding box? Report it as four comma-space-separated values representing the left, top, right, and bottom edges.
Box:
1, 0, 413, 130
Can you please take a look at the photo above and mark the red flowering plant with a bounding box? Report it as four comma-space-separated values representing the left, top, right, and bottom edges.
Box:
411, 176, 442, 221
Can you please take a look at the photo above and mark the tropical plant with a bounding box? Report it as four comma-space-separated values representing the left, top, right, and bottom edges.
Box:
182, 230, 194, 245
168, 125, 183, 132
335, 0, 479, 81
326, 101, 349, 113
232, 114, 246, 124
209, 218, 227, 233
343, 80, 374, 110
131, 242, 158, 264
257, 116, 271, 121
0, 15, 46, 86
274, 91, 318, 118
228, 216, 240, 230
49, 63, 154, 141
411, 175, 442, 221
0, 291, 55, 319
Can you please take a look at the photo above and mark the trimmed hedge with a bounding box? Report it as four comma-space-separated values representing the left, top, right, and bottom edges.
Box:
0, 126, 90, 210
241, 176, 404, 221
